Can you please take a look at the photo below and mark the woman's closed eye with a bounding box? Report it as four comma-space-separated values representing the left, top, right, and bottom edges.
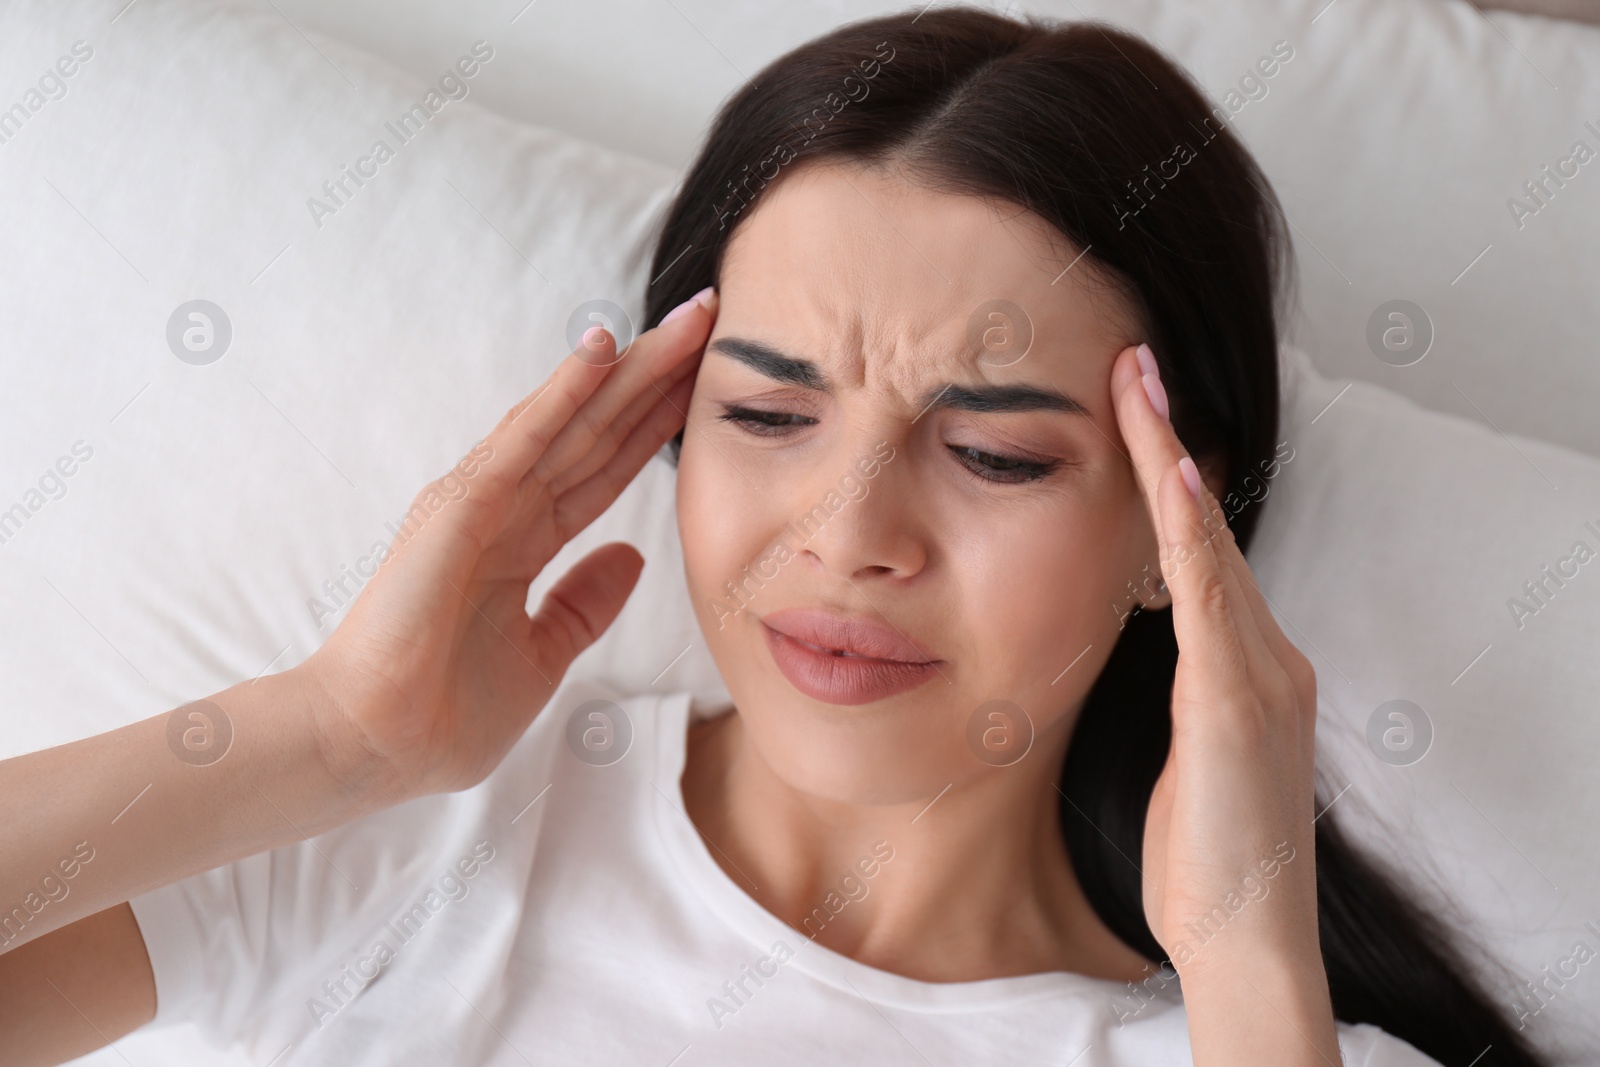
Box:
716, 403, 1062, 484
948, 445, 1059, 484
716, 404, 814, 436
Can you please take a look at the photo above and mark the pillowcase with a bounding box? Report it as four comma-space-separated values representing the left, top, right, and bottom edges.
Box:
318, 0, 1600, 458
0, 0, 697, 763
1057, 0, 1600, 462
1263, 343, 1600, 1058
0, 2, 686, 1061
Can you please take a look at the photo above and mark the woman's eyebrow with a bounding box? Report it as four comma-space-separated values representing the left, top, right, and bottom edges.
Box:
707, 336, 1092, 417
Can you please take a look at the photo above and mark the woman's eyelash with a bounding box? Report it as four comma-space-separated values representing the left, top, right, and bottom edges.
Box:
949, 446, 1059, 485
716, 405, 816, 435
718, 404, 1060, 485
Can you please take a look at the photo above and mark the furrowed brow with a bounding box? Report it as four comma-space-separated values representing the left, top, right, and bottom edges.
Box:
709, 336, 1091, 417
920, 382, 1091, 417
709, 337, 830, 391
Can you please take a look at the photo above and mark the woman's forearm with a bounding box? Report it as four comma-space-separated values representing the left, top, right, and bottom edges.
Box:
0, 666, 392, 955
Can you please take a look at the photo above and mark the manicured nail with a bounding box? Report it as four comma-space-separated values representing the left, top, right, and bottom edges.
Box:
1142, 371, 1169, 422
1135, 342, 1158, 377
1178, 455, 1203, 500
662, 285, 715, 325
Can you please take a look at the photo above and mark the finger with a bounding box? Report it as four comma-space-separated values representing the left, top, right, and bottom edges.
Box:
523, 288, 716, 495
1190, 472, 1311, 698
1110, 343, 1182, 565
1111, 344, 1274, 667
550, 370, 696, 540
1112, 342, 1255, 688
479, 367, 696, 588
1195, 476, 1297, 655
538, 336, 703, 500
477, 340, 623, 514
470, 287, 713, 519
1177, 480, 1279, 683
526, 541, 645, 682
1155, 459, 1254, 698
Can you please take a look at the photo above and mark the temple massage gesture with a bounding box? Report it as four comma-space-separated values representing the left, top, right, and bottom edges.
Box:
0, 285, 717, 1029
1113, 341, 1336, 1065
307, 288, 717, 799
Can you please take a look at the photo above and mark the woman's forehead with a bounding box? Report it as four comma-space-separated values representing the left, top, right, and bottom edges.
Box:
724, 163, 1065, 294
715, 163, 1137, 389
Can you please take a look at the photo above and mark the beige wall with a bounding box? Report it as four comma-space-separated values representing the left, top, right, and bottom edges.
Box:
1470, 0, 1600, 26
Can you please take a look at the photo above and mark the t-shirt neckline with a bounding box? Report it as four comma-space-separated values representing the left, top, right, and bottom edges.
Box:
650, 693, 1159, 1014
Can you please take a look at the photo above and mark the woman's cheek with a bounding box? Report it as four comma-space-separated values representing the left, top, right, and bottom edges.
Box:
678, 441, 773, 604
676, 447, 726, 605
973, 518, 1122, 656
966, 526, 1060, 633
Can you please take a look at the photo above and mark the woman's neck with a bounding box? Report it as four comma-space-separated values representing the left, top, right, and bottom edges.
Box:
680, 706, 1157, 986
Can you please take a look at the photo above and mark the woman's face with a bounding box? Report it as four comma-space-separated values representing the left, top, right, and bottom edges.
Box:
677, 161, 1166, 804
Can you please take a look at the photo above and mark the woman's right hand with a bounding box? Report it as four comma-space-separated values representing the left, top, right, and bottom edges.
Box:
304, 287, 717, 801
0, 289, 713, 1059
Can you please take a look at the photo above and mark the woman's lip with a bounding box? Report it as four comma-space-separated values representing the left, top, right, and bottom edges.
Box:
760, 607, 939, 663
761, 622, 942, 706
782, 631, 898, 659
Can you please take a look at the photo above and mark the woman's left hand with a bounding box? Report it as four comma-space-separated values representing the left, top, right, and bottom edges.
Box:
1109, 342, 1336, 1062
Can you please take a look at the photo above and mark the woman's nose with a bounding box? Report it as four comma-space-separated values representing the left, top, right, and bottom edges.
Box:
787, 439, 927, 582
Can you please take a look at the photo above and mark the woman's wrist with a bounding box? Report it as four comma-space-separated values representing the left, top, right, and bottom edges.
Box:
284, 657, 416, 815
1177, 937, 1340, 1067
134, 664, 405, 863
0, 666, 406, 955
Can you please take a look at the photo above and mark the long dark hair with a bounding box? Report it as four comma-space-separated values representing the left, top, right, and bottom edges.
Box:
640, 7, 1549, 1064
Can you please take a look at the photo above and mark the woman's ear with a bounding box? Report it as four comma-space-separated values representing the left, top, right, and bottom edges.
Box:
1139, 567, 1173, 613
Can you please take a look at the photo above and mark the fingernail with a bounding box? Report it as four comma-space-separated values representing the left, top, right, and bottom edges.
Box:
1142, 371, 1170, 422
582, 325, 608, 347
1179, 455, 1203, 500
1135, 342, 1158, 377
662, 285, 715, 325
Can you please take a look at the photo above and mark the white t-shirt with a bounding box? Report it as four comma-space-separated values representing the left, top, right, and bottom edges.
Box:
129, 677, 1445, 1066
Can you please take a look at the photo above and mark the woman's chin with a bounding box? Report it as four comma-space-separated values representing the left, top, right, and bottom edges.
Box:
725, 678, 981, 805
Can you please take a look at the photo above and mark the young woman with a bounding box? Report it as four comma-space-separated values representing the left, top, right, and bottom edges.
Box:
0, 8, 1549, 1066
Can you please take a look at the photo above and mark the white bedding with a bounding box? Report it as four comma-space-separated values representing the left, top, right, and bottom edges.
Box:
232, 0, 1600, 458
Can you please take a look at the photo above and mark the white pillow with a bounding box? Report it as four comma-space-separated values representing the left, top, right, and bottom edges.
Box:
0, 2, 693, 1062
1056, 0, 1600, 462
252, 0, 1600, 459
0, 0, 706, 763
1266, 344, 1600, 1059
1, 0, 1596, 1064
